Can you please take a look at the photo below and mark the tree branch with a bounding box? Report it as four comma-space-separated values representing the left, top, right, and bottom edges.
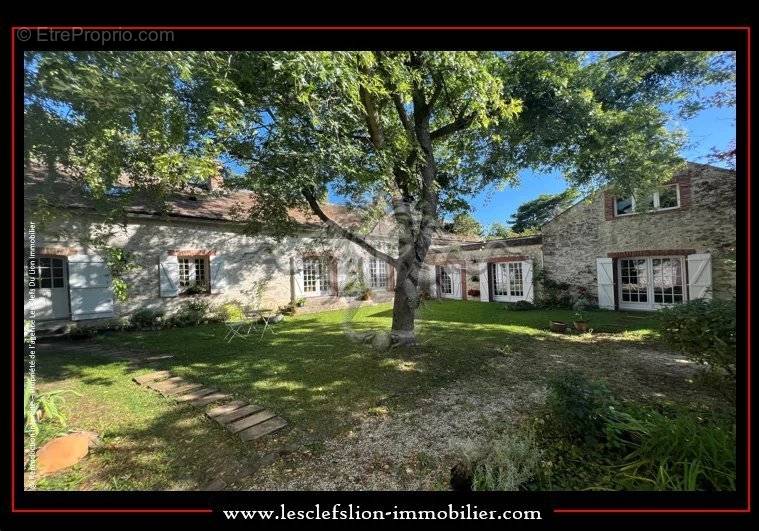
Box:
429, 112, 476, 140
359, 85, 385, 149
302, 188, 398, 266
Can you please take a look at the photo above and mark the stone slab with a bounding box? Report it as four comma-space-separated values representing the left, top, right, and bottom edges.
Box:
213, 404, 265, 426
163, 382, 204, 397
176, 388, 218, 402
227, 410, 276, 434
190, 392, 231, 407
206, 401, 247, 419
133, 371, 171, 385
239, 417, 288, 442
148, 377, 187, 392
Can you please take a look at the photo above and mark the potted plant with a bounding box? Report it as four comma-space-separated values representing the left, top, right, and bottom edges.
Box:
295, 297, 306, 307
549, 320, 569, 333
359, 287, 372, 301
573, 293, 590, 332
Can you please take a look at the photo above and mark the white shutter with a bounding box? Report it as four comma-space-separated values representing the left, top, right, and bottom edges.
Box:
336, 257, 348, 296
209, 255, 227, 294
596, 258, 615, 310
292, 256, 304, 299
687, 253, 713, 300
159, 252, 179, 297
523, 260, 534, 303
68, 253, 115, 320
452, 266, 462, 299
479, 262, 489, 302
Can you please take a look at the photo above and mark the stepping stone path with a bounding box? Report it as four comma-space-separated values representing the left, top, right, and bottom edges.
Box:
132, 369, 287, 442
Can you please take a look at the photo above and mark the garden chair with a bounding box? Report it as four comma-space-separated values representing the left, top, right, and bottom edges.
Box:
222, 305, 277, 342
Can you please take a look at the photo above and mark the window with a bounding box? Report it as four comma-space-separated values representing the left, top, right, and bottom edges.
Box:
302, 257, 332, 296
369, 258, 389, 289
618, 256, 685, 309
178, 256, 209, 292
614, 184, 680, 216
440, 268, 453, 295
33, 257, 65, 289
492, 262, 524, 300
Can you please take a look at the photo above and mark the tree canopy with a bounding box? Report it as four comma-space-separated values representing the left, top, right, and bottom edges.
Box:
444, 212, 484, 239
24, 50, 735, 342
508, 188, 580, 233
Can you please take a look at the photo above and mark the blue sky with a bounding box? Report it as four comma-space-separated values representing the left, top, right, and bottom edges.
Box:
328, 97, 736, 230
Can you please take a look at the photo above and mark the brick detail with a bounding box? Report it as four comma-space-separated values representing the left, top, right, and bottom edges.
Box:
603, 191, 615, 221
168, 249, 216, 256
38, 246, 78, 256
486, 255, 528, 263
673, 174, 692, 208
607, 249, 695, 258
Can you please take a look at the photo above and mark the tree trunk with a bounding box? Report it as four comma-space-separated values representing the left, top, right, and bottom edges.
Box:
390, 255, 421, 346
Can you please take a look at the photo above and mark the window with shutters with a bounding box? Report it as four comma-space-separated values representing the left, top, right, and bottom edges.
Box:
618, 256, 685, 310
177, 256, 209, 293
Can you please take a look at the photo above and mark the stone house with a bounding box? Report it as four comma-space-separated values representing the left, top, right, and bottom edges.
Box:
24, 161, 736, 327
23, 165, 470, 326
420, 162, 736, 310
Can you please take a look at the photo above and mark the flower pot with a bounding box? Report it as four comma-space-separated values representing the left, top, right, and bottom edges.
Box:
574, 320, 590, 333
549, 320, 569, 333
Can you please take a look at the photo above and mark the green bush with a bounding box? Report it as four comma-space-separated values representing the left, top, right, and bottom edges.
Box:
657, 299, 736, 377
458, 431, 542, 491
504, 300, 535, 311
67, 325, 97, 340
171, 299, 211, 327
215, 301, 246, 322
605, 407, 736, 491
129, 308, 165, 329
543, 370, 614, 445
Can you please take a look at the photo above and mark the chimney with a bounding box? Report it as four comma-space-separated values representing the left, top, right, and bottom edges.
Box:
207, 170, 224, 191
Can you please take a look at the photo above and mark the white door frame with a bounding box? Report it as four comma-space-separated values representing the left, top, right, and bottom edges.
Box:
33, 255, 71, 320
617, 255, 687, 311
490, 261, 528, 302
438, 264, 462, 299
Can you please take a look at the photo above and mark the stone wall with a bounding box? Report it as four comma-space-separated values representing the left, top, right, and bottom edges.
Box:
541, 163, 737, 303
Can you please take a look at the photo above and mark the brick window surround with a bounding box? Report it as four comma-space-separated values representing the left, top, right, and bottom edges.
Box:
607, 249, 695, 258
168, 249, 216, 256
486, 255, 529, 263
604, 175, 692, 221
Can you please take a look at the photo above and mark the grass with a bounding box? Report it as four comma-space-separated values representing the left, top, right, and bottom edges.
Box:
27, 300, 703, 491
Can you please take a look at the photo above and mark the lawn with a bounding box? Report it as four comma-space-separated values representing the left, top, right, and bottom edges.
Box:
26, 300, 721, 491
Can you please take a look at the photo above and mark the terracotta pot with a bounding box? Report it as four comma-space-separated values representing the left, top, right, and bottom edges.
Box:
574, 320, 590, 333
549, 320, 568, 333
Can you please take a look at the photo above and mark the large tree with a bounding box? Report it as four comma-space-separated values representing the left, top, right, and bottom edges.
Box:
25, 50, 734, 345
509, 188, 580, 233
444, 212, 484, 239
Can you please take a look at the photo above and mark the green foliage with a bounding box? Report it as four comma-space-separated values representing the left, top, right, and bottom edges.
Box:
170, 300, 211, 327
184, 282, 210, 295
509, 189, 579, 233
543, 370, 614, 445
487, 223, 540, 240
129, 308, 165, 329
504, 300, 535, 311
535, 269, 573, 308
657, 299, 736, 377
67, 325, 98, 340
458, 430, 542, 491
215, 301, 246, 322
445, 212, 484, 238
103, 246, 137, 302
24, 377, 81, 434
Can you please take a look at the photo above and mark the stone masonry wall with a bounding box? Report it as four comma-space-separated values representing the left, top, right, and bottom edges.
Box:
541, 163, 737, 303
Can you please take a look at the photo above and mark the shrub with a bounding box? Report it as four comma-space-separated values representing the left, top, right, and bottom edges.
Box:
543, 370, 614, 445
171, 299, 211, 327
657, 299, 736, 378
214, 301, 246, 322
129, 308, 165, 329
606, 407, 736, 491
535, 271, 573, 308
504, 300, 535, 311
458, 430, 542, 491
67, 325, 97, 340
278, 303, 297, 316
467, 289, 481, 298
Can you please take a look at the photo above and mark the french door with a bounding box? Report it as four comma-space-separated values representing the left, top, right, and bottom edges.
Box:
439, 265, 462, 299
302, 257, 332, 296
490, 262, 525, 302
618, 256, 685, 310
